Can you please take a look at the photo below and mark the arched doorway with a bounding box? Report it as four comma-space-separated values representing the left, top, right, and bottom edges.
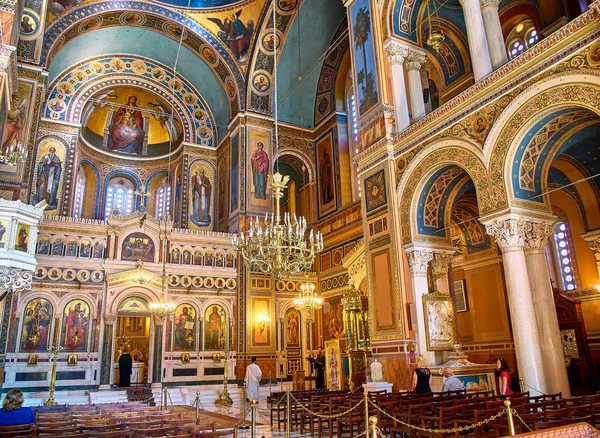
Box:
114, 296, 152, 386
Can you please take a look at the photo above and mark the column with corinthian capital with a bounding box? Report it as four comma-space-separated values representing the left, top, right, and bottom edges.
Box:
384, 40, 410, 131
99, 313, 117, 390
480, 0, 508, 69
405, 50, 428, 121
581, 230, 600, 279
431, 252, 452, 295
151, 316, 165, 387
459, 0, 493, 81
484, 218, 547, 395
525, 221, 571, 397
405, 247, 434, 364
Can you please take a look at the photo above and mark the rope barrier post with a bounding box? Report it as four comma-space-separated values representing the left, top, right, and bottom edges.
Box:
163, 387, 168, 411
195, 391, 201, 425
251, 399, 258, 438
364, 391, 369, 434
504, 400, 516, 436
286, 388, 292, 437
519, 378, 524, 393
369, 416, 378, 438
239, 383, 250, 430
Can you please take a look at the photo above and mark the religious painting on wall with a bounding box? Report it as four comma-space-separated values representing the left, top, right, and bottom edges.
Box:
31, 139, 65, 212
204, 304, 226, 350
92, 242, 104, 258
316, 131, 337, 218
173, 304, 196, 351
1, 82, 33, 158
18, 3, 46, 64
14, 224, 30, 252
251, 297, 271, 348
325, 339, 342, 390
286, 308, 300, 348
36, 236, 49, 254
173, 166, 182, 228
121, 232, 154, 262
247, 127, 271, 209
364, 169, 387, 214
206, 9, 254, 63
349, 0, 379, 116
61, 300, 90, 352
82, 86, 182, 157
0, 220, 7, 249
423, 292, 455, 351
188, 161, 214, 230
0, 81, 7, 147
20, 298, 53, 352
230, 132, 239, 214
217, 154, 228, 227
323, 295, 345, 341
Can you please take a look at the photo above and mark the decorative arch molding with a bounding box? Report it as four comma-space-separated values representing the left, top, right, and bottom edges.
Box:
44, 55, 216, 146
483, 70, 600, 212
274, 149, 316, 183
110, 288, 161, 315
57, 293, 99, 319
41, 1, 245, 108
397, 139, 490, 245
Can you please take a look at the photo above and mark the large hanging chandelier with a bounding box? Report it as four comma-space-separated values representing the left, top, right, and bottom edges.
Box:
294, 282, 323, 312
0, 142, 28, 166
149, 223, 175, 319
231, 1, 323, 279
232, 173, 323, 279
426, 0, 445, 52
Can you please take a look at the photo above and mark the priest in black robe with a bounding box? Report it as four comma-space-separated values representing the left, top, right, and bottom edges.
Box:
314, 347, 326, 389
119, 348, 133, 387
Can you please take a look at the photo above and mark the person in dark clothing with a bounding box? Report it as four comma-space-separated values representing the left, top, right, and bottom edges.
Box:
411, 354, 432, 393
0, 389, 35, 426
313, 347, 326, 389
118, 348, 133, 387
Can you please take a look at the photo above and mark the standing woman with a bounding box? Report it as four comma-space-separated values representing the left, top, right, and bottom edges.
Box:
496, 358, 513, 395
411, 354, 432, 393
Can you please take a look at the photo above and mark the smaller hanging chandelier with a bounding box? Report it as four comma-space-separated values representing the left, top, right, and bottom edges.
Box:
149, 297, 176, 319
232, 173, 323, 279
294, 282, 323, 312
0, 141, 28, 167
426, 0, 445, 52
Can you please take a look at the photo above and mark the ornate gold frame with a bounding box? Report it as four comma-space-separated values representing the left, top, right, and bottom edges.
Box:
422, 292, 455, 351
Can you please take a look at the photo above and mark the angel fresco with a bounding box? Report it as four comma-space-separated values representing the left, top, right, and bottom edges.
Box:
1, 93, 28, 154
147, 100, 180, 141
208, 11, 254, 62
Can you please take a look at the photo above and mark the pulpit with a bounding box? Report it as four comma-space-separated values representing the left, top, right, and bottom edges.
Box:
293, 370, 305, 390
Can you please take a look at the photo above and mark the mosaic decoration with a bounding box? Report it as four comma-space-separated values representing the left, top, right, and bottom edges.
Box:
349, 0, 379, 116
314, 20, 350, 126
44, 56, 215, 146
364, 169, 387, 214
422, 166, 465, 228
41, 2, 245, 108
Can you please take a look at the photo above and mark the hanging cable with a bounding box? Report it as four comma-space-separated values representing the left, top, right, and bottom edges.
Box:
273, 0, 280, 173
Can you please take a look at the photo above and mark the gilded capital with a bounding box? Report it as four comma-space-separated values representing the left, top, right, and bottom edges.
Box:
479, 0, 500, 10
406, 249, 433, 276
485, 219, 529, 253
384, 43, 409, 66
405, 51, 428, 71
431, 253, 451, 276
586, 238, 600, 255
524, 222, 554, 254
104, 313, 117, 325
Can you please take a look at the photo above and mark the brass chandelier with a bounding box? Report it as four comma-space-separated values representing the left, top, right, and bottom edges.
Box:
149, 223, 176, 319
294, 282, 323, 312
232, 173, 323, 279
232, 1, 323, 279
0, 141, 28, 166
426, 0, 445, 52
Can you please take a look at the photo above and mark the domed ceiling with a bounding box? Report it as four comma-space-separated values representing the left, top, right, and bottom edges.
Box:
149, 0, 248, 7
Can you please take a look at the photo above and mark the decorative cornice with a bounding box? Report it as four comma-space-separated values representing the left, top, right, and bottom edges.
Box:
405, 249, 433, 276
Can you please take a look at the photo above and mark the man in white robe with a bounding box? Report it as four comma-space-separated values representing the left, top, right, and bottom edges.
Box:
245, 356, 262, 402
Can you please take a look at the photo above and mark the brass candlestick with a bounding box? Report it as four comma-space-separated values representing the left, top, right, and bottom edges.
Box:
215, 332, 233, 406
44, 345, 64, 406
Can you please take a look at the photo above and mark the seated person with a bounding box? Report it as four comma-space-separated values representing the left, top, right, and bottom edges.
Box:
442, 367, 466, 393
0, 389, 35, 426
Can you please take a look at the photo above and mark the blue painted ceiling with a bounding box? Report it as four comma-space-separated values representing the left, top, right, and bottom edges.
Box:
150, 0, 246, 8
48, 27, 229, 141
276, 0, 346, 127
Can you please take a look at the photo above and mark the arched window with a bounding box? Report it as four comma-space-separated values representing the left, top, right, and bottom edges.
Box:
73, 169, 86, 218
105, 178, 135, 218
155, 179, 172, 220
346, 72, 361, 200
506, 19, 539, 59
552, 222, 577, 291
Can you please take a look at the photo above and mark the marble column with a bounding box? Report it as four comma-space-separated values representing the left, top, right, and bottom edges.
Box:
431, 253, 452, 295
405, 51, 428, 121
99, 314, 116, 389
384, 40, 411, 131
480, 0, 508, 69
485, 219, 547, 395
525, 221, 571, 397
405, 248, 435, 365
152, 317, 165, 386
459, 0, 493, 81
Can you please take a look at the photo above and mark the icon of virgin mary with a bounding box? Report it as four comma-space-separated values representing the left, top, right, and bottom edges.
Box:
109, 95, 144, 154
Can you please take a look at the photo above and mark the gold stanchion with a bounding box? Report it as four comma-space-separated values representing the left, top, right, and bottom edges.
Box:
369, 416, 378, 438
364, 391, 369, 431
163, 387, 168, 410
286, 388, 291, 438
195, 391, 201, 424
251, 399, 258, 438
44, 345, 64, 406
519, 378, 524, 393
239, 383, 250, 430
504, 400, 516, 436
215, 335, 233, 405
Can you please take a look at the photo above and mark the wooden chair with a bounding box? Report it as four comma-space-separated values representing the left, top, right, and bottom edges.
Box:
87, 429, 134, 438
174, 424, 216, 435
39, 431, 88, 438
194, 428, 237, 438
0, 424, 36, 438
418, 405, 464, 438
132, 426, 175, 437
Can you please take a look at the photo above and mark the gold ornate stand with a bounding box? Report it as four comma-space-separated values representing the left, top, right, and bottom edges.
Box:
215, 335, 233, 406
44, 345, 64, 406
